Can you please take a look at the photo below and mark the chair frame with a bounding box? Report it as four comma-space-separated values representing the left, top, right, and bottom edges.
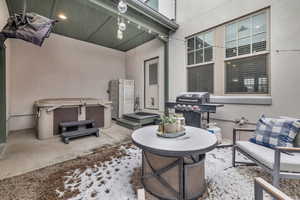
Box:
232, 127, 300, 188
254, 177, 294, 200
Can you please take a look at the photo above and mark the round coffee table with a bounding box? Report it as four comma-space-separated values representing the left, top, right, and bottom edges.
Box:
132, 125, 217, 200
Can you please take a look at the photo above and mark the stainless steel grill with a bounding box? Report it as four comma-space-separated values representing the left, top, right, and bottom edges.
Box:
166, 92, 223, 128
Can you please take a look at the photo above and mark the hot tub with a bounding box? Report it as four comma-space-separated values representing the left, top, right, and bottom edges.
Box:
34, 98, 112, 140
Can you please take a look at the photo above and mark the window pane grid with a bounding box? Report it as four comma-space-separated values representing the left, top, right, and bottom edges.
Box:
225, 12, 267, 58
187, 31, 213, 65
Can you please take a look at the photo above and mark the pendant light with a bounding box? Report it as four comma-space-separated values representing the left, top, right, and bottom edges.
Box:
117, 29, 123, 40
118, 16, 126, 31
118, 0, 127, 14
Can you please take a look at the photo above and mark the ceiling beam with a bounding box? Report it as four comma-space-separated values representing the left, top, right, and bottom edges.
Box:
114, 31, 146, 49
86, 16, 113, 41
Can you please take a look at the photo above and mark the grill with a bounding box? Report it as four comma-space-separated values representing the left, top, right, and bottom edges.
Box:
166, 92, 223, 128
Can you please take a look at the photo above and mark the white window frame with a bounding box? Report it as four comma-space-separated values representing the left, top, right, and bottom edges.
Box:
186, 30, 214, 67
224, 9, 270, 95
224, 9, 270, 60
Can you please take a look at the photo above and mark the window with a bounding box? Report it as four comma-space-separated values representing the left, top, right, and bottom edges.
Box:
149, 63, 158, 85
187, 31, 213, 65
225, 54, 268, 94
188, 64, 214, 93
225, 12, 267, 58
142, 0, 159, 11
186, 9, 269, 98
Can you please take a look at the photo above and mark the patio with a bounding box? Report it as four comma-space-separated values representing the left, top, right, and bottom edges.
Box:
0, 0, 300, 199
0, 139, 299, 200
0, 122, 132, 179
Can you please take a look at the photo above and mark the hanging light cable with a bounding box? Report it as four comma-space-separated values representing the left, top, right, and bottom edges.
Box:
118, 16, 126, 31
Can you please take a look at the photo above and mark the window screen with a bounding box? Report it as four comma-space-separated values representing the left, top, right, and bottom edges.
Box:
149, 63, 158, 85
188, 64, 214, 93
226, 54, 268, 93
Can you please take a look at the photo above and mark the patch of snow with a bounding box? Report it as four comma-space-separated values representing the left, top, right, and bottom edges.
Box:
63, 146, 141, 200
58, 145, 299, 200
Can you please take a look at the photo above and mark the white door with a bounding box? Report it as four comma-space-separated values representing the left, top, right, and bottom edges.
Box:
119, 79, 134, 117
144, 58, 159, 110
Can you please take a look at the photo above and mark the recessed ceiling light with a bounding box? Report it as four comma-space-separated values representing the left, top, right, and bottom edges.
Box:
58, 13, 67, 20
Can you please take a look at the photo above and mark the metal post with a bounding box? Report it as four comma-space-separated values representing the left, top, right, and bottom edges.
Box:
164, 40, 169, 115
273, 149, 281, 188
232, 129, 237, 167
254, 180, 264, 200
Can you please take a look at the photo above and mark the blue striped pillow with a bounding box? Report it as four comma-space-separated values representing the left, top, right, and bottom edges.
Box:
250, 116, 300, 148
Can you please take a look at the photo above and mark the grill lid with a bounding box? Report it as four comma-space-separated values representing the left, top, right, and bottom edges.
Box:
177, 92, 209, 100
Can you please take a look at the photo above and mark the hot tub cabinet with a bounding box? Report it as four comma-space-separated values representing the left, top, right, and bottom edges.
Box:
35, 98, 112, 140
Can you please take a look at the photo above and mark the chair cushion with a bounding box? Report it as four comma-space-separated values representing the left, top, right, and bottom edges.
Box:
237, 141, 300, 173
280, 116, 300, 147
250, 116, 300, 148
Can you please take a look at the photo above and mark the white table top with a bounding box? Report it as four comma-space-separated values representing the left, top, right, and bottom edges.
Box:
131, 125, 217, 157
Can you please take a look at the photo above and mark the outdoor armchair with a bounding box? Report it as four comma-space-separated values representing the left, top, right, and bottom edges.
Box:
232, 128, 300, 188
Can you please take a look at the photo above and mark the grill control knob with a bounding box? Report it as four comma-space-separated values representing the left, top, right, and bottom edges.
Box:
175, 104, 183, 111
192, 105, 200, 111
186, 105, 193, 111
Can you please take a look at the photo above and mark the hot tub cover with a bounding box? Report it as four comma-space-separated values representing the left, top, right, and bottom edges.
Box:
35, 98, 112, 108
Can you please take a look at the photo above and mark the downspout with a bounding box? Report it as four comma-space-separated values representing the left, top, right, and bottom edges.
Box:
164, 39, 169, 115
0, 35, 7, 144
174, 0, 177, 21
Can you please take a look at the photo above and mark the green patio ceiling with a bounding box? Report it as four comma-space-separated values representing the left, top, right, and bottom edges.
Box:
5, 0, 177, 51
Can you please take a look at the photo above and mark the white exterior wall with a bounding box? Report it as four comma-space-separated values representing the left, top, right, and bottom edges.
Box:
0, 0, 11, 136
169, 0, 300, 138
9, 34, 126, 131
125, 39, 165, 112
158, 0, 175, 20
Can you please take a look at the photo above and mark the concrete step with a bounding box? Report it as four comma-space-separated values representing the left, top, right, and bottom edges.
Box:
122, 115, 140, 123
61, 127, 99, 144
116, 118, 142, 130
60, 120, 95, 128
122, 113, 160, 125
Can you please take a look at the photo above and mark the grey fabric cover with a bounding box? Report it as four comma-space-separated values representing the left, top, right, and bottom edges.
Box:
237, 141, 300, 173
1, 12, 56, 46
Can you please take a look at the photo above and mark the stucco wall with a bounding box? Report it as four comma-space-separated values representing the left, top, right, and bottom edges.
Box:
125, 39, 165, 112
0, 0, 10, 137
169, 0, 300, 138
158, 0, 175, 20
9, 34, 126, 131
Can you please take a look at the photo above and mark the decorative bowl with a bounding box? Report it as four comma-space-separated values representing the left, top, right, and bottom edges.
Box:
156, 128, 186, 138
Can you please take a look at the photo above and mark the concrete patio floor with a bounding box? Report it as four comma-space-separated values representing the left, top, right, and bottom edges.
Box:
0, 122, 132, 180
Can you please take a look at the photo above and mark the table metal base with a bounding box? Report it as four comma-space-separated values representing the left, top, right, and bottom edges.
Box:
141, 151, 206, 200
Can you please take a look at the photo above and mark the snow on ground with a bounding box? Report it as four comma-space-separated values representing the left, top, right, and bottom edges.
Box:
61, 146, 141, 200
57, 145, 300, 200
